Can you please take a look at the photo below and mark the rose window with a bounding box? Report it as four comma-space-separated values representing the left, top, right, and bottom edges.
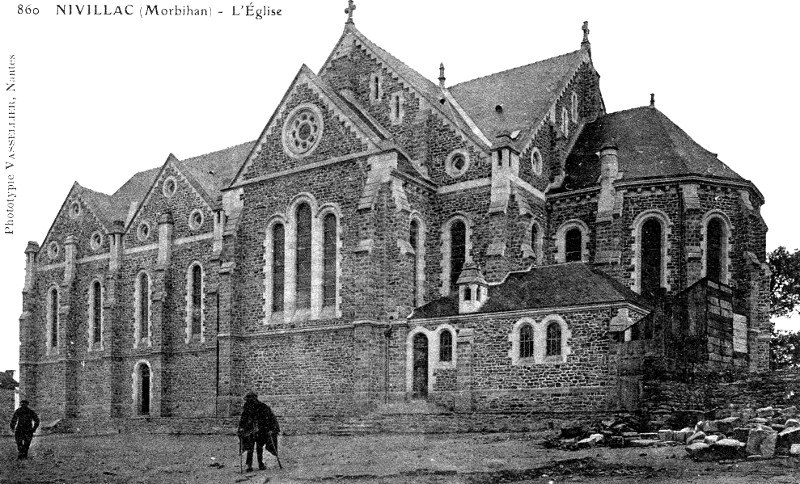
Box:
283, 105, 323, 157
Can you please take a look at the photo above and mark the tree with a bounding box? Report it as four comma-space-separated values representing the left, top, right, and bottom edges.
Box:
768, 246, 800, 369
769, 246, 800, 319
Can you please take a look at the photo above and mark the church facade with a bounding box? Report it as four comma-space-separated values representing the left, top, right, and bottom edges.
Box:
18, 13, 770, 426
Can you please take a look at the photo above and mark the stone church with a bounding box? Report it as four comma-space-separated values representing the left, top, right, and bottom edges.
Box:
18, 8, 770, 429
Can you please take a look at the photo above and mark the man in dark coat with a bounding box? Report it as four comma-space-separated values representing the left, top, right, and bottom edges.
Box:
237, 391, 280, 472
10, 400, 39, 459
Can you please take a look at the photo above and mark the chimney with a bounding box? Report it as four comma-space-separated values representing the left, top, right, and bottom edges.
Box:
457, 262, 489, 314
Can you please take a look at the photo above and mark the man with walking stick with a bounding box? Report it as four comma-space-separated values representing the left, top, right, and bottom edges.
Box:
237, 391, 281, 472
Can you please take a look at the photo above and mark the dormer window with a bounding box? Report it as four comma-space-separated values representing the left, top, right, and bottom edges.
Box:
456, 262, 488, 314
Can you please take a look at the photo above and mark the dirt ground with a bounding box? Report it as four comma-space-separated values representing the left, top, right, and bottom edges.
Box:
2, 432, 799, 483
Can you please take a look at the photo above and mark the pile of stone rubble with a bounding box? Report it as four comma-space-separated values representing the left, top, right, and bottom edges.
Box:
550, 407, 800, 460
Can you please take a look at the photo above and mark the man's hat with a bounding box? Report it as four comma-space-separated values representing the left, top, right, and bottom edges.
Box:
20, 400, 29, 406
245, 391, 258, 400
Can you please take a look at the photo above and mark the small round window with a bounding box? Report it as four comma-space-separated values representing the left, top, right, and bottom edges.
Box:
90, 231, 104, 251
137, 222, 151, 242
445, 150, 470, 178
47, 241, 60, 260
162, 177, 177, 198
69, 201, 81, 219
189, 209, 204, 231
282, 104, 323, 158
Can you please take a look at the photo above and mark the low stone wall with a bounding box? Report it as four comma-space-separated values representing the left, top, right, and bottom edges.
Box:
42, 410, 606, 436
641, 369, 800, 429
0, 389, 14, 436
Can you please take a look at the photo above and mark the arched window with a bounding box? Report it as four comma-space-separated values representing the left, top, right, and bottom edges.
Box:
519, 324, 534, 359
410, 219, 420, 305
48, 287, 58, 350
546, 322, 562, 357
190, 264, 203, 336
91, 280, 102, 347
450, 220, 466, 293
439, 330, 453, 362
295, 203, 312, 309
565, 228, 582, 262
272, 223, 285, 312
706, 218, 724, 282
641, 218, 663, 297
322, 213, 337, 308
136, 272, 150, 345
531, 148, 542, 176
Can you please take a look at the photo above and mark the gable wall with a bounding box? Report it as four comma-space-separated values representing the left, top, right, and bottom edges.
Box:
323, 45, 489, 186
243, 84, 369, 180
520, 62, 602, 191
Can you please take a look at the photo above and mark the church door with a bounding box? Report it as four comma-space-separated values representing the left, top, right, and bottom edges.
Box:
412, 333, 428, 399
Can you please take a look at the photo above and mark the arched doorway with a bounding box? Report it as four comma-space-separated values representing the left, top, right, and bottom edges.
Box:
135, 362, 151, 416
412, 333, 428, 399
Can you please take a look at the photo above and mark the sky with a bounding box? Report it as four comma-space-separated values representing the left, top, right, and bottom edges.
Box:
0, 0, 798, 377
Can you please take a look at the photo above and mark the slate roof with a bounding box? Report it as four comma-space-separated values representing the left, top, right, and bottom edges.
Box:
0, 371, 18, 390
74, 184, 118, 229
561, 106, 744, 191
176, 141, 256, 204
110, 167, 161, 223
449, 50, 588, 141
410, 262, 650, 319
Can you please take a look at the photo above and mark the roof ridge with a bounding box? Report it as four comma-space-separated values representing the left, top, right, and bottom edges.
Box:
450, 49, 584, 89
180, 140, 257, 164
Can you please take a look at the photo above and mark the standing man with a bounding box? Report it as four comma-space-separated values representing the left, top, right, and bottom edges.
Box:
237, 391, 280, 472
10, 400, 39, 460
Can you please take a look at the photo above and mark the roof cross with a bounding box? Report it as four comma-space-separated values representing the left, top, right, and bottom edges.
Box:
345, 0, 356, 24
582, 21, 590, 44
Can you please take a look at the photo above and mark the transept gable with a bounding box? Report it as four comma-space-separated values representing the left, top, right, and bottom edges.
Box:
318, 25, 491, 155
230, 65, 384, 187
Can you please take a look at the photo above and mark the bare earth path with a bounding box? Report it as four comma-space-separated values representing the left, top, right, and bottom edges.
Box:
2, 432, 799, 483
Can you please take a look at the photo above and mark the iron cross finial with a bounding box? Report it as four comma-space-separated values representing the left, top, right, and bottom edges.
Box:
345, 0, 356, 24
582, 21, 590, 44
